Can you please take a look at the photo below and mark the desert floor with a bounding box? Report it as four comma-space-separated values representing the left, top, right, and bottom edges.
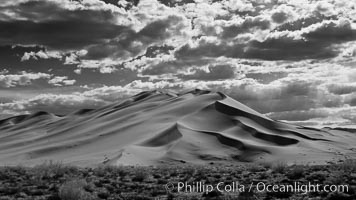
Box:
0, 160, 355, 200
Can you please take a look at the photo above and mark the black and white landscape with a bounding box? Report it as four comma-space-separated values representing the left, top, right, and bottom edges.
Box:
1, 0, 356, 199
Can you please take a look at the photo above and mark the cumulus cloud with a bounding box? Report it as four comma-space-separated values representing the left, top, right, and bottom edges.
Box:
327, 83, 356, 95
176, 18, 356, 60
0, 71, 51, 88
83, 14, 189, 62
178, 64, 238, 80
48, 76, 76, 86
21, 50, 62, 61
0, 85, 140, 115
0, 69, 9, 75
2, 0, 356, 127
270, 4, 296, 24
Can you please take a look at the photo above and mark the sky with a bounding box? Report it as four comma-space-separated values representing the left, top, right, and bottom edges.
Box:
0, 0, 356, 127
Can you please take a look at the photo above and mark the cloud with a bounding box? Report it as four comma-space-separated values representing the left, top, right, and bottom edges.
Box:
0, 0, 131, 50
63, 50, 88, 65
21, 50, 62, 61
2, 0, 356, 127
178, 64, 237, 80
267, 109, 330, 121
327, 83, 356, 95
0, 85, 140, 115
223, 0, 255, 12
99, 0, 140, 10
140, 57, 207, 76
0, 94, 106, 116
0, 71, 51, 88
84, 15, 189, 61
157, 0, 194, 7
48, 76, 76, 86
0, 69, 9, 75
176, 18, 356, 60
221, 16, 271, 38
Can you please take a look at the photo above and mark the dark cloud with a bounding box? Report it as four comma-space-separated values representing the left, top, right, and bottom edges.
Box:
143, 45, 174, 58
222, 17, 270, 38
0, 20, 128, 50
304, 20, 356, 41
84, 15, 185, 60
176, 18, 356, 60
274, 14, 333, 32
157, 0, 195, 7
0, 1, 128, 50
245, 36, 338, 60
271, 11, 288, 23
327, 84, 356, 95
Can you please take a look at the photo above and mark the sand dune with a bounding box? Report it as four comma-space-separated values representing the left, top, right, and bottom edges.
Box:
0, 89, 356, 166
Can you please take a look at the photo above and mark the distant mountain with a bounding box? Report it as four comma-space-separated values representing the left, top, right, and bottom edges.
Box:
0, 89, 355, 166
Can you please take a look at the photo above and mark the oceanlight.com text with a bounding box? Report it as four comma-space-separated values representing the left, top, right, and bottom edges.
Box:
165, 181, 349, 194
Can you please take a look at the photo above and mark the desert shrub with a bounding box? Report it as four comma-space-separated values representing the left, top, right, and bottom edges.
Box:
31, 160, 77, 184
238, 190, 257, 200
247, 163, 264, 172
112, 165, 129, 177
157, 178, 168, 184
325, 171, 347, 185
95, 164, 128, 178
306, 171, 328, 182
121, 192, 152, 200
259, 161, 272, 169
0, 165, 27, 179
132, 167, 149, 182
326, 192, 351, 200
10, 165, 27, 174
202, 190, 223, 199
257, 171, 269, 179
59, 179, 95, 200
338, 159, 356, 172
272, 162, 287, 174
33, 161, 76, 178
93, 165, 107, 177
287, 165, 305, 179
182, 165, 196, 177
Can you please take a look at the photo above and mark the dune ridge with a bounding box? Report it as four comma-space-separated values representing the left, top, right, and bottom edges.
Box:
0, 89, 355, 166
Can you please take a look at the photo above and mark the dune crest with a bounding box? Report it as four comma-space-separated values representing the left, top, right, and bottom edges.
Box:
0, 89, 356, 166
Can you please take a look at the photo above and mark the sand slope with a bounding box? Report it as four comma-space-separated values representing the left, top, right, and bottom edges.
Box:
0, 90, 355, 166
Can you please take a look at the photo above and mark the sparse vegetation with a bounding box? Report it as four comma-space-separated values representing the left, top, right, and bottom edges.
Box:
287, 165, 305, 179
337, 159, 356, 172
59, 179, 95, 200
272, 161, 288, 174
31, 160, 77, 183
0, 160, 355, 200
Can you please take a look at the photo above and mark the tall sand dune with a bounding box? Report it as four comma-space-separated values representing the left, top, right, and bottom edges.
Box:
0, 89, 356, 166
